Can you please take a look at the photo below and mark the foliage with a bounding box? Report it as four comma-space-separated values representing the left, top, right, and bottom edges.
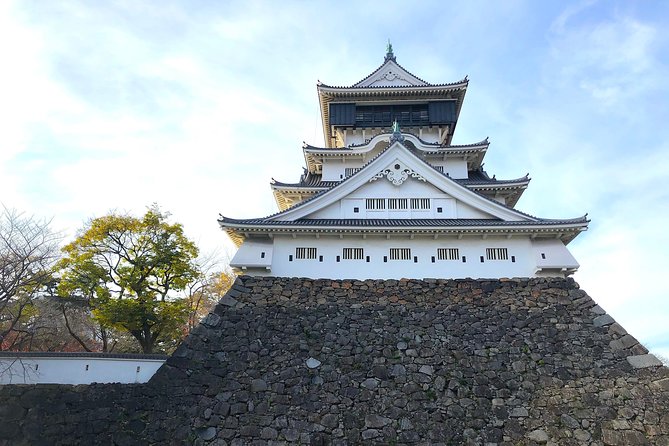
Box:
56, 206, 199, 353
185, 270, 235, 331
0, 207, 60, 350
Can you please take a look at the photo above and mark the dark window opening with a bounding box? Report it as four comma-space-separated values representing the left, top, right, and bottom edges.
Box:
336, 256, 340, 262
541, 253, 546, 259
260, 252, 265, 258
437, 207, 443, 213
511, 256, 516, 263
353, 207, 359, 213
431, 256, 435, 263
366, 256, 370, 263
462, 256, 467, 263
319, 255, 323, 262
413, 256, 418, 263
289, 255, 293, 262
354, 104, 430, 128
480, 256, 484, 263
383, 256, 388, 263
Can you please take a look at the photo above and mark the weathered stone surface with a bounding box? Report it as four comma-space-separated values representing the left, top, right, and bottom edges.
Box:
196, 426, 216, 441
365, 414, 391, 428
594, 314, 615, 327
0, 276, 667, 445
627, 354, 663, 369
250, 379, 267, 392
527, 429, 549, 443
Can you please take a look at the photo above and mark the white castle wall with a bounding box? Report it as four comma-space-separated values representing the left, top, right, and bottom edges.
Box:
320, 151, 468, 182
230, 234, 579, 279
342, 128, 442, 147
0, 355, 166, 385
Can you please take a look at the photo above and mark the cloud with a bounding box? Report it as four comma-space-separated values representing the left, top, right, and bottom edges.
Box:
548, 8, 665, 108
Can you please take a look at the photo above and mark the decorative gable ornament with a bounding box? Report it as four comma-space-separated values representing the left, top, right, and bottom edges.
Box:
369, 162, 426, 186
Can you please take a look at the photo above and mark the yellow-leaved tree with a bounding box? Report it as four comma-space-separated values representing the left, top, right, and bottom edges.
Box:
57, 206, 199, 353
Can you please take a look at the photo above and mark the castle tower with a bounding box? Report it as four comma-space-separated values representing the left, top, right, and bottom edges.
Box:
219, 45, 589, 279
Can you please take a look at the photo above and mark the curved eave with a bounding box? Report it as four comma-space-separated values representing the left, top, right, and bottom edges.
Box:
303, 135, 488, 173
271, 186, 326, 212
220, 218, 589, 245
317, 81, 469, 94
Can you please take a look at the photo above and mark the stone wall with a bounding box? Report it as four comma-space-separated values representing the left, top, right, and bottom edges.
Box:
1, 276, 668, 445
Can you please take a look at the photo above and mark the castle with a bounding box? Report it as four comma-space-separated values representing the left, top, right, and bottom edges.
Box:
219, 43, 589, 279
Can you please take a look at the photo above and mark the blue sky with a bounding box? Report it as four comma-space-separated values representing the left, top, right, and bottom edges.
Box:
1, 0, 668, 358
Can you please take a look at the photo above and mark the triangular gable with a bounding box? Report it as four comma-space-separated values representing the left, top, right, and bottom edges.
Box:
269, 141, 537, 223
353, 59, 429, 88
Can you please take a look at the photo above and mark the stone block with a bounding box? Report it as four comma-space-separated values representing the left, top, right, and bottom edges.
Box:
593, 314, 615, 327
627, 354, 663, 369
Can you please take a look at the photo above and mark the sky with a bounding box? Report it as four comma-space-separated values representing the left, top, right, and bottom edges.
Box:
1, 0, 668, 358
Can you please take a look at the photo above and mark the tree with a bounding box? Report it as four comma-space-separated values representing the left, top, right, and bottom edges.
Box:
185, 269, 235, 331
57, 206, 199, 353
0, 207, 60, 350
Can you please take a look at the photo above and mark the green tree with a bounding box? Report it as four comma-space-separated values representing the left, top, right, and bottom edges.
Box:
57, 206, 199, 353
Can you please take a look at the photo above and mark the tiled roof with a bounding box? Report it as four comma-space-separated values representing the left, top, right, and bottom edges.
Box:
303, 135, 489, 151
0, 351, 169, 360
219, 217, 589, 227
271, 170, 528, 189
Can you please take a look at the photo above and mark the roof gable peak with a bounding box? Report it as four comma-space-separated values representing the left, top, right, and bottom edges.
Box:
353, 58, 429, 88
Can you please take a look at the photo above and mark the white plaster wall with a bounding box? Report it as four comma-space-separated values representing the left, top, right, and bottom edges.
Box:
341, 129, 441, 147
428, 159, 468, 179
254, 234, 570, 279
230, 239, 273, 270
0, 357, 165, 385
533, 238, 580, 270
322, 158, 365, 182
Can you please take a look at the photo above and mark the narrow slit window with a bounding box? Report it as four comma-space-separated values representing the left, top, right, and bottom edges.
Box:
388, 198, 408, 210
437, 248, 460, 261
342, 248, 364, 260
295, 247, 317, 260
486, 248, 509, 261
366, 198, 386, 210
389, 248, 412, 260
410, 198, 430, 210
